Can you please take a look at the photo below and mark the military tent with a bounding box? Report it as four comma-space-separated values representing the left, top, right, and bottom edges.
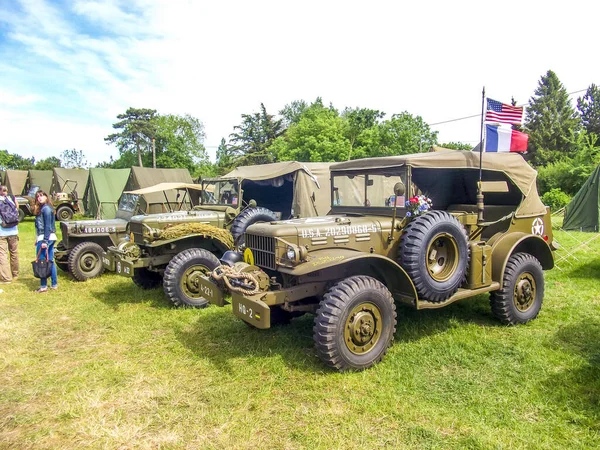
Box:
563, 165, 600, 232
51, 168, 89, 212
83, 168, 131, 219
223, 161, 332, 219
0, 171, 5, 185
5, 170, 28, 196
125, 167, 194, 214
28, 170, 53, 194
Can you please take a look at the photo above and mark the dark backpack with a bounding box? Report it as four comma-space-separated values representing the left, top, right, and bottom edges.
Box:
0, 197, 19, 228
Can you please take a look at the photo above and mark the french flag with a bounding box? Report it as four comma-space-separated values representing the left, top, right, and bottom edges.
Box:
485, 124, 529, 152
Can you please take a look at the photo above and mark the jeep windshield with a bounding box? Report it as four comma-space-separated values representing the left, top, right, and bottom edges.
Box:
332, 171, 408, 209
201, 179, 240, 207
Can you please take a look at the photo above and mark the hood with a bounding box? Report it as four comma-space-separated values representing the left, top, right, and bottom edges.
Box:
130, 209, 226, 225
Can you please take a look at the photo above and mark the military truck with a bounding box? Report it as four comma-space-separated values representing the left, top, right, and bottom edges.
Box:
199, 151, 555, 371
56, 182, 201, 281
103, 162, 331, 308
14, 181, 80, 222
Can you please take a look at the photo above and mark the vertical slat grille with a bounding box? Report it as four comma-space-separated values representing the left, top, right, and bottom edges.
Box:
246, 233, 276, 270
130, 222, 144, 244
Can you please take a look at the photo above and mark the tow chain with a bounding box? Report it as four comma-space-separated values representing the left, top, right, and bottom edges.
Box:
211, 265, 262, 296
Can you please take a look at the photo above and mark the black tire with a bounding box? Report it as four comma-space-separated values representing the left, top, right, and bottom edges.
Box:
163, 248, 220, 308
56, 206, 73, 221
398, 210, 469, 303
132, 268, 162, 289
489, 253, 544, 325
313, 276, 397, 371
17, 208, 25, 222
230, 207, 278, 246
68, 241, 105, 281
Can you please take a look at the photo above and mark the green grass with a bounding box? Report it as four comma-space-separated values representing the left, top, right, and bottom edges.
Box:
1, 218, 599, 449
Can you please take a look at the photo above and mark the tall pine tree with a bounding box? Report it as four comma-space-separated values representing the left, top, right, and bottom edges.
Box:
524, 70, 580, 166
577, 83, 600, 138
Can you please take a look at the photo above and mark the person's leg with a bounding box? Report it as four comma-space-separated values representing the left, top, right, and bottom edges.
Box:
48, 241, 57, 288
36, 240, 48, 290
0, 237, 11, 282
7, 235, 18, 278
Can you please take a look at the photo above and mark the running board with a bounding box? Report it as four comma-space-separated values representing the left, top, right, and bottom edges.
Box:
416, 282, 500, 310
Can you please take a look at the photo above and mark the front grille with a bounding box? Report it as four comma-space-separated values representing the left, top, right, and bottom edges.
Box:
130, 222, 144, 244
246, 234, 276, 270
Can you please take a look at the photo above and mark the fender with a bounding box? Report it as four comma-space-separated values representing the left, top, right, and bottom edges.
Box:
279, 248, 418, 301
145, 233, 233, 252
491, 232, 554, 287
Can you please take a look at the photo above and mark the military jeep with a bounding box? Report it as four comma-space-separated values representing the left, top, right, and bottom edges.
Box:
201, 151, 555, 371
15, 181, 80, 222
103, 162, 330, 308
56, 182, 198, 281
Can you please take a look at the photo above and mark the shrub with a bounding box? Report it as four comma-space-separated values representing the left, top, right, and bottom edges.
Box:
541, 188, 571, 211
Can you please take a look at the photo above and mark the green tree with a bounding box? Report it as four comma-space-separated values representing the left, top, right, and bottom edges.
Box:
60, 149, 88, 168
271, 99, 350, 162
440, 142, 473, 151
524, 70, 580, 166
280, 100, 308, 128
229, 103, 284, 165
153, 114, 207, 172
34, 156, 62, 170
342, 108, 385, 160
0, 150, 34, 170
577, 83, 600, 138
105, 107, 157, 167
215, 138, 236, 174
378, 112, 438, 156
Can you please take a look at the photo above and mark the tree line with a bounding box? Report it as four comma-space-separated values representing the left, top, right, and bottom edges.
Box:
1, 69, 598, 210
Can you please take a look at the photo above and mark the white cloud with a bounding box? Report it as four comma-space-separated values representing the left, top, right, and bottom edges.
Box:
1, 0, 598, 165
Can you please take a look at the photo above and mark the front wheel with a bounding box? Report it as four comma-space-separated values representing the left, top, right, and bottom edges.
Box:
163, 248, 220, 308
68, 241, 105, 281
489, 253, 544, 325
313, 276, 397, 371
17, 208, 25, 222
56, 206, 73, 221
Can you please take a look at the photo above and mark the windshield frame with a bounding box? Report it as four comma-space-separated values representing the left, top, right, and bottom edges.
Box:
200, 178, 241, 207
330, 167, 411, 216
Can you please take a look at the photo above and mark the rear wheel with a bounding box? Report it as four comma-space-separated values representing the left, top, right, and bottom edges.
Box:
163, 248, 220, 308
313, 276, 397, 371
17, 208, 25, 222
56, 205, 73, 221
132, 268, 162, 289
490, 253, 544, 325
68, 242, 105, 281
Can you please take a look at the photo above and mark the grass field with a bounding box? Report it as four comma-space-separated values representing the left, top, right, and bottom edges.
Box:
1, 219, 599, 449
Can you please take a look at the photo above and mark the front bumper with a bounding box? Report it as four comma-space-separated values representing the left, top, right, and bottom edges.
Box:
231, 292, 272, 329
102, 250, 137, 277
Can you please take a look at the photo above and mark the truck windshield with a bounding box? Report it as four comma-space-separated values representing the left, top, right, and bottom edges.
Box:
118, 193, 139, 213
332, 173, 407, 208
201, 180, 240, 207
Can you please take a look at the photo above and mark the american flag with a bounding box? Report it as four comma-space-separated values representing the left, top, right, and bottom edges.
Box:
485, 98, 523, 125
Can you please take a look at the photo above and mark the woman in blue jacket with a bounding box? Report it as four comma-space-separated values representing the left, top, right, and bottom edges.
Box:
33, 190, 57, 293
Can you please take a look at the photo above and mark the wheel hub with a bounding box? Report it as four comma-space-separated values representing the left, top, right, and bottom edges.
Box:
181, 265, 209, 298
344, 303, 382, 354
80, 253, 99, 272
427, 233, 459, 282
514, 274, 535, 311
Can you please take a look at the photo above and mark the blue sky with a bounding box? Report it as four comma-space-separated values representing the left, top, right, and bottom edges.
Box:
1, 0, 598, 166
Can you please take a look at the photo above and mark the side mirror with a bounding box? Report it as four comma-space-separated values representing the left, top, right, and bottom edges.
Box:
394, 182, 405, 197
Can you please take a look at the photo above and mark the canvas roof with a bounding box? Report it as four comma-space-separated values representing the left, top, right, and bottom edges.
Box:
223, 161, 332, 218
126, 182, 204, 195
126, 167, 194, 214
5, 169, 29, 196
83, 168, 130, 219
331, 151, 546, 218
28, 170, 53, 193
563, 164, 600, 232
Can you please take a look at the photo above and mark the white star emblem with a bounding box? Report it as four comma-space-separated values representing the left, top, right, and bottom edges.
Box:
532, 218, 544, 236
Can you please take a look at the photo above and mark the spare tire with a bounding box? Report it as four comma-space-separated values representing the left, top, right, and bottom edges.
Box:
230, 207, 278, 246
397, 210, 469, 303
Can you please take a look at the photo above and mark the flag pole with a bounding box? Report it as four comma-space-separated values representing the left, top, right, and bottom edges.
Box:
477, 86, 486, 223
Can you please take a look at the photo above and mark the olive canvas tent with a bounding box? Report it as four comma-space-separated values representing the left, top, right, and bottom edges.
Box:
125, 167, 194, 214
563, 164, 600, 232
5, 170, 28, 196
83, 168, 131, 219
51, 168, 90, 212
223, 161, 333, 219
28, 170, 53, 194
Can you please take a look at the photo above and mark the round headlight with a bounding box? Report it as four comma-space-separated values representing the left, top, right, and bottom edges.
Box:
286, 245, 297, 261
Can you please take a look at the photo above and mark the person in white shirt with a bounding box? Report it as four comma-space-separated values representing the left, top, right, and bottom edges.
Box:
0, 185, 19, 283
